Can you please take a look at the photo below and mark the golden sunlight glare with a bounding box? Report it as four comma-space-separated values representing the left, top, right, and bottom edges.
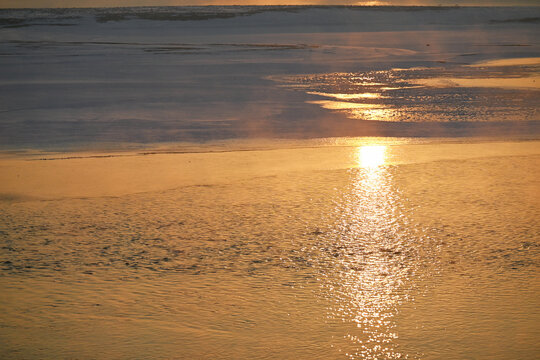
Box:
358, 145, 387, 168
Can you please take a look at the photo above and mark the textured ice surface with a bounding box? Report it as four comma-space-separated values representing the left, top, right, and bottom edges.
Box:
0, 6, 539, 150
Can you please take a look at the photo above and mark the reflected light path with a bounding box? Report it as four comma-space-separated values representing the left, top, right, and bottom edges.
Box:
307, 91, 384, 100
358, 145, 386, 168
323, 145, 413, 359
308, 100, 381, 110
275, 64, 540, 123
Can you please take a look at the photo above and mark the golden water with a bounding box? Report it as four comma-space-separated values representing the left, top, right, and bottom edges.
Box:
1, 140, 539, 359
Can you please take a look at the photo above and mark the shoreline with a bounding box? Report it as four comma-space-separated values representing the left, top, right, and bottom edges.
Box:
1, 137, 539, 201
1, 134, 539, 160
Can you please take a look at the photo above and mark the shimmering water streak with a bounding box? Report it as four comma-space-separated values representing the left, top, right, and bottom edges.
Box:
321, 145, 416, 359
307, 92, 384, 100
273, 62, 540, 123
358, 145, 386, 168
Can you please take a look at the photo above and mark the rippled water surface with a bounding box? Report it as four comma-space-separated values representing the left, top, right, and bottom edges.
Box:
272, 62, 540, 123
1, 141, 539, 359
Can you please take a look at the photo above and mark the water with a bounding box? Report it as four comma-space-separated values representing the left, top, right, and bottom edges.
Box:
272, 64, 540, 123
1, 141, 539, 359
1, 6, 539, 149
1, 5, 539, 358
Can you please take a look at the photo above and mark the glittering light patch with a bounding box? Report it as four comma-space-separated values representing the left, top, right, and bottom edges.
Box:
357, 146, 386, 168
271, 63, 540, 123
307, 92, 384, 100
307, 100, 381, 110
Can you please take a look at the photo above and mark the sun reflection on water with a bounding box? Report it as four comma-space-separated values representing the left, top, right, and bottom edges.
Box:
323, 145, 411, 359
307, 91, 384, 100
358, 145, 386, 168
273, 65, 540, 124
